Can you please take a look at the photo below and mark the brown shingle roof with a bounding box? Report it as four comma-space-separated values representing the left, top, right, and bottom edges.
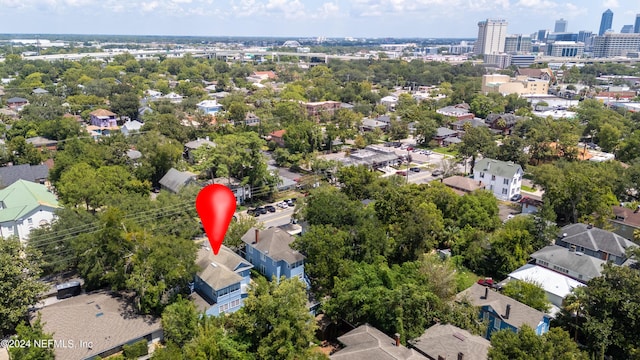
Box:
442, 176, 485, 194
457, 284, 549, 330
35, 291, 161, 360
90, 109, 116, 117
612, 205, 640, 228
410, 324, 490, 360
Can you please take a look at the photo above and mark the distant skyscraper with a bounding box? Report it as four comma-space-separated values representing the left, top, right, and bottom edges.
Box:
504, 35, 532, 53
537, 29, 549, 42
555, 18, 568, 33
474, 19, 508, 55
635, 14, 640, 33
599, 9, 614, 36
621, 25, 634, 33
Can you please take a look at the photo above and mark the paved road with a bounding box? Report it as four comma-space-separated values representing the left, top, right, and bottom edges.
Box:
239, 206, 295, 228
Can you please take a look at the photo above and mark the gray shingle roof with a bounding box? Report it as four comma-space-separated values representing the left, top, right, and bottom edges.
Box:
474, 158, 522, 179
410, 324, 490, 360
184, 138, 216, 150
241, 227, 305, 264
36, 291, 161, 360
457, 283, 549, 330
331, 324, 426, 360
196, 245, 252, 291
435, 127, 458, 137
559, 223, 637, 259
0, 164, 49, 187
158, 167, 196, 193
530, 245, 606, 281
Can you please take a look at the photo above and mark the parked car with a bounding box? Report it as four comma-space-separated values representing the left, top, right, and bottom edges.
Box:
247, 209, 255, 215
477, 277, 494, 287
406, 147, 414, 151
424, 150, 433, 155
256, 207, 267, 214
432, 169, 443, 176
410, 167, 421, 172
277, 202, 288, 209
510, 194, 523, 202
265, 205, 276, 213
396, 170, 407, 176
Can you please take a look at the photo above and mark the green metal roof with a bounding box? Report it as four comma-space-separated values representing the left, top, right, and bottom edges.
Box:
475, 158, 523, 179
0, 180, 60, 222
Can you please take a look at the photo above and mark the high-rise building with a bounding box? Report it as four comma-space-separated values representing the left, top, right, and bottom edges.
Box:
504, 34, 532, 53
599, 9, 614, 36
578, 30, 593, 43
621, 25, 634, 33
547, 42, 585, 57
555, 18, 568, 33
635, 14, 640, 33
474, 19, 508, 55
537, 29, 549, 42
593, 33, 640, 57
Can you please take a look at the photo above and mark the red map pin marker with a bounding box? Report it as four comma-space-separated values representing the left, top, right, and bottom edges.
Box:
196, 184, 237, 255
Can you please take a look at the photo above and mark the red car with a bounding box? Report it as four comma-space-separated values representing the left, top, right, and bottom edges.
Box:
477, 277, 494, 287
396, 171, 407, 176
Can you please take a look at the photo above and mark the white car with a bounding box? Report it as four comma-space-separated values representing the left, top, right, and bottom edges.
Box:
277, 202, 288, 209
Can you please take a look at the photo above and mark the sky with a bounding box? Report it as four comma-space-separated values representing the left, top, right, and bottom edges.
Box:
0, 0, 639, 39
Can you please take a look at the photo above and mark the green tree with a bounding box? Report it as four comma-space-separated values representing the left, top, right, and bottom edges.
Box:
224, 215, 262, 250
336, 165, 379, 200
489, 326, 587, 360
161, 298, 199, 347
458, 126, 497, 174
0, 238, 48, 337
8, 314, 55, 360
501, 280, 551, 312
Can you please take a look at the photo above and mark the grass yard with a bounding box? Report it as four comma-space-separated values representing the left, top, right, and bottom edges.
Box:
521, 185, 536, 192
432, 146, 459, 156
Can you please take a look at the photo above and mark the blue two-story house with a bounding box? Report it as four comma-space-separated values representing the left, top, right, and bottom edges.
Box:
241, 228, 306, 283
193, 245, 253, 316
457, 283, 551, 340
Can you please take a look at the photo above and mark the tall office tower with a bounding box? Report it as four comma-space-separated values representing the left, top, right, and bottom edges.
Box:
635, 14, 640, 33
621, 25, 634, 33
578, 30, 593, 43
555, 18, 568, 32
474, 19, 508, 55
504, 35, 532, 53
599, 9, 614, 36
537, 29, 549, 42
593, 33, 640, 57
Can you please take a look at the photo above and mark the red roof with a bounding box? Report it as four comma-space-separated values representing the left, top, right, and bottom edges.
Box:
270, 129, 286, 138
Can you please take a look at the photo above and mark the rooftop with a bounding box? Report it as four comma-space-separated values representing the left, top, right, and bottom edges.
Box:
530, 245, 606, 281
0, 180, 60, 222
474, 158, 522, 179
331, 324, 426, 360
508, 263, 584, 298
410, 324, 490, 360
0, 164, 49, 187
241, 227, 305, 265
196, 245, 252, 291
158, 168, 197, 193
558, 223, 637, 259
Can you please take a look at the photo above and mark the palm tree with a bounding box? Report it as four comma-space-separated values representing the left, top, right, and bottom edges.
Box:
563, 286, 588, 341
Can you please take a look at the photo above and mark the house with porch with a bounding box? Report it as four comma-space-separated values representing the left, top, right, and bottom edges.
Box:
90, 109, 118, 128
0, 180, 60, 242
457, 283, 551, 340
192, 245, 253, 316
6, 97, 28, 110
241, 228, 306, 283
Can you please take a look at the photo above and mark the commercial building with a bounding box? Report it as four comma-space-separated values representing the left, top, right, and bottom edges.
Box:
504, 34, 532, 53
482, 74, 549, 96
483, 53, 512, 69
635, 14, 640, 33
547, 41, 585, 57
621, 25, 634, 34
474, 19, 508, 55
599, 9, 614, 36
593, 33, 640, 57
555, 18, 567, 33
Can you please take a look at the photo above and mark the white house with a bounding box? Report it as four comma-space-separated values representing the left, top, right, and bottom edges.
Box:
473, 158, 523, 201
121, 120, 143, 136
196, 100, 222, 115
0, 180, 60, 242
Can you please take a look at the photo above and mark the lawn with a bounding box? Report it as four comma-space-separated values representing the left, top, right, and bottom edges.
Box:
521, 185, 536, 192
432, 146, 459, 156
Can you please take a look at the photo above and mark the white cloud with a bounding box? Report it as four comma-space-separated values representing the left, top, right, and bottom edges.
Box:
602, 0, 619, 8
141, 1, 160, 12
515, 0, 558, 8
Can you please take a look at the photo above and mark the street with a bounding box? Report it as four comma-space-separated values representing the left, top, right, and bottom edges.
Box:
239, 206, 296, 228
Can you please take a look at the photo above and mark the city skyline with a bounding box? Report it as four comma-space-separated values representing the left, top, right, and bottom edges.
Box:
0, 0, 639, 38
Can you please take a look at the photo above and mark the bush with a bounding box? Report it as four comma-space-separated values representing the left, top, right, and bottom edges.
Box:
123, 339, 148, 359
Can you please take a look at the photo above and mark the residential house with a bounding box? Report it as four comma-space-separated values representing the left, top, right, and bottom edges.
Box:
269, 129, 286, 147
26, 136, 58, 151
303, 101, 342, 120
126, 149, 142, 167
442, 176, 486, 195
235, 112, 260, 127
32, 87, 49, 95
457, 283, 551, 340
36, 291, 163, 360
0, 180, 60, 242
0, 163, 49, 187
6, 97, 29, 110
449, 118, 489, 132
516, 67, 554, 82
380, 95, 399, 110
145, 89, 162, 99
90, 109, 118, 128
196, 99, 222, 115
555, 223, 637, 265
530, 245, 607, 284
163, 92, 183, 103
506, 263, 584, 309
184, 137, 216, 162
436, 104, 475, 120
520, 196, 543, 214
433, 127, 459, 146
192, 245, 253, 316
241, 227, 306, 283
86, 125, 120, 138
212, 177, 252, 205
331, 324, 426, 360
250, 71, 277, 82
267, 165, 297, 191
361, 118, 390, 132
485, 113, 522, 135
443, 137, 462, 146
121, 120, 143, 136
610, 205, 640, 240
409, 324, 491, 360
138, 106, 153, 117
335, 145, 402, 169
158, 168, 197, 193
473, 158, 523, 201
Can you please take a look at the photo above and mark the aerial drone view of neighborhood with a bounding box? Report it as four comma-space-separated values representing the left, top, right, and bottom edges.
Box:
2, 1, 640, 359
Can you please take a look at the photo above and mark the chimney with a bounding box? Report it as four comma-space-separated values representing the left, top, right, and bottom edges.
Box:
505, 304, 511, 319
394, 333, 400, 347
438, 356, 446, 360
458, 353, 464, 360
570, 245, 576, 252
255, 229, 259, 244
483, 287, 489, 299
